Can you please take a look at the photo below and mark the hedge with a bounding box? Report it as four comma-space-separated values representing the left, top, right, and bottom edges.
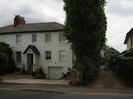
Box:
109, 51, 133, 85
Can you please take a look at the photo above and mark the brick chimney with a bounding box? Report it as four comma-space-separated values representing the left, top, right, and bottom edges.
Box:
14, 15, 25, 26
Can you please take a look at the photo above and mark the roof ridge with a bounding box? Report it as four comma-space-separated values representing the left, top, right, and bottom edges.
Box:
0, 22, 63, 28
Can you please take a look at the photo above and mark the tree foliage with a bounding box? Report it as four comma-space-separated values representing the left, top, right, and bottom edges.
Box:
64, 0, 107, 84
0, 42, 15, 74
0, 42, 13, 58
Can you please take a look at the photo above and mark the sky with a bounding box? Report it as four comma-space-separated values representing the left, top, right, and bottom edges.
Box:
0, 0, 133, 52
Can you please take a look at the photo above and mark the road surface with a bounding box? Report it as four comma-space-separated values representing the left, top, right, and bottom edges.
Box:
0, 90, 133, 99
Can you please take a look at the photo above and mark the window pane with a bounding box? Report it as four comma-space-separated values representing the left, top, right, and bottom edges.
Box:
16, 34, 21, 44
45, 51, 51, 60
32, 33, 37, 43
16, 51, 21, 62
59, 50, 66, 62
45, 33, 51, 42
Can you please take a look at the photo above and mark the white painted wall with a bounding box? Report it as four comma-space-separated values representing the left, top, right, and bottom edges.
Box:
0, 32, 73, 78
127, 34, 133, 50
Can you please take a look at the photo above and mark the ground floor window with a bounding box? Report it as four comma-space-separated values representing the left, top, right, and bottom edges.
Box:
45, 51, 52, 60
59, 50, 66, 62
16, 51, 21, 62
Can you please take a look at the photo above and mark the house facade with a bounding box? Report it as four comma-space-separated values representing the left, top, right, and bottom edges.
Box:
124, 28, 133, 50
0, 15, 73, 79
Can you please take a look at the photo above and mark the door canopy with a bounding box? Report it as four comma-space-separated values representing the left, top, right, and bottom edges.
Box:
23, 45, 40, 55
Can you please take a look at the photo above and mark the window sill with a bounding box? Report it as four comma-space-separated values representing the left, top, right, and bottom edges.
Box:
45, 42, 52, 44
45, 60, 52, 62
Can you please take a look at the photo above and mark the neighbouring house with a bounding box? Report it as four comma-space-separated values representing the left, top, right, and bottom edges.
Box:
101, 46, 119, 61
0, 15, 73, 79
124, 27, 133, 50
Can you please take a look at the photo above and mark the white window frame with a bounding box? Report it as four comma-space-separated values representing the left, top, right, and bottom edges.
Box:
45, 51, 52, 61
45, 33, 51, 43
16, 51, 21, 62
59, 32, 66, 43
59, 50, 66, 62
16, 34, 21, 44
32, 33, 37, 43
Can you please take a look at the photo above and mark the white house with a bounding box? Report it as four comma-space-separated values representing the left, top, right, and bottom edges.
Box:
0, 15, 73, 79
124, 27, 133, 50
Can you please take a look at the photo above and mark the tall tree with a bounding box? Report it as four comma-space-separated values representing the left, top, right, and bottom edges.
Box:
64, 0, 107, 84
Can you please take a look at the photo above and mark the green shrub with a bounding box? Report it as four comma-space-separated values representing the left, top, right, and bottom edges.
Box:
21, 66, 26, 74
74, 57, 99, 86
0, 42, 15, 74
0, 62, 8, 74
7, 58, 16, 73
0, 53, 8, 74
69, 80, 80, 86
32, 67, 46, 79
0, 42, 13, 58
117, 58, 133, 83
111, 50, 133, 86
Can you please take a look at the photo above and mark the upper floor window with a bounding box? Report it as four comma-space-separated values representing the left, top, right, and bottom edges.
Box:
16, 34, 21, 44
16, 51, 21, 62
45, 51, 52, 60
45, 33, 51, 43
32, 33, 37, 43
59, 32, 66, 43
59, 50, 66, 62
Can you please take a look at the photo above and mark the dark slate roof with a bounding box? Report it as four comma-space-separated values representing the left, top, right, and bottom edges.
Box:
106, 47, 120, 54
23, 45, 40, 55
109, 47, 120, 54
0, 22, 64, 34
124, 27, 133, 44
116, 49, 133, 58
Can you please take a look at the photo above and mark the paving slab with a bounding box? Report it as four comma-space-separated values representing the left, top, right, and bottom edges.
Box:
1, 79, 69, 85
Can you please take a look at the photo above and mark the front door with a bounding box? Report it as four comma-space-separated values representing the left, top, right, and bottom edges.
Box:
27, 53, 33, 73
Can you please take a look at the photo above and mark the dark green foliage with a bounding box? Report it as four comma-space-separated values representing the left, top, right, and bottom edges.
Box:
32, 67, 46, 79
116, 58, 133, 86
64, 0, 107, 60
64, 0, 107, 84
38, 67, 44, 75
69, 80, 80, 86
7, 58, 16, 73
0, 52, 8, 61
110, 51, 133, 86
0, 42, 15, 74
75, 57, 99, 85
21, 66, 26, 74
0, 63, 7, 74
0, 53, 8, 74
0, 42, 13, 58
